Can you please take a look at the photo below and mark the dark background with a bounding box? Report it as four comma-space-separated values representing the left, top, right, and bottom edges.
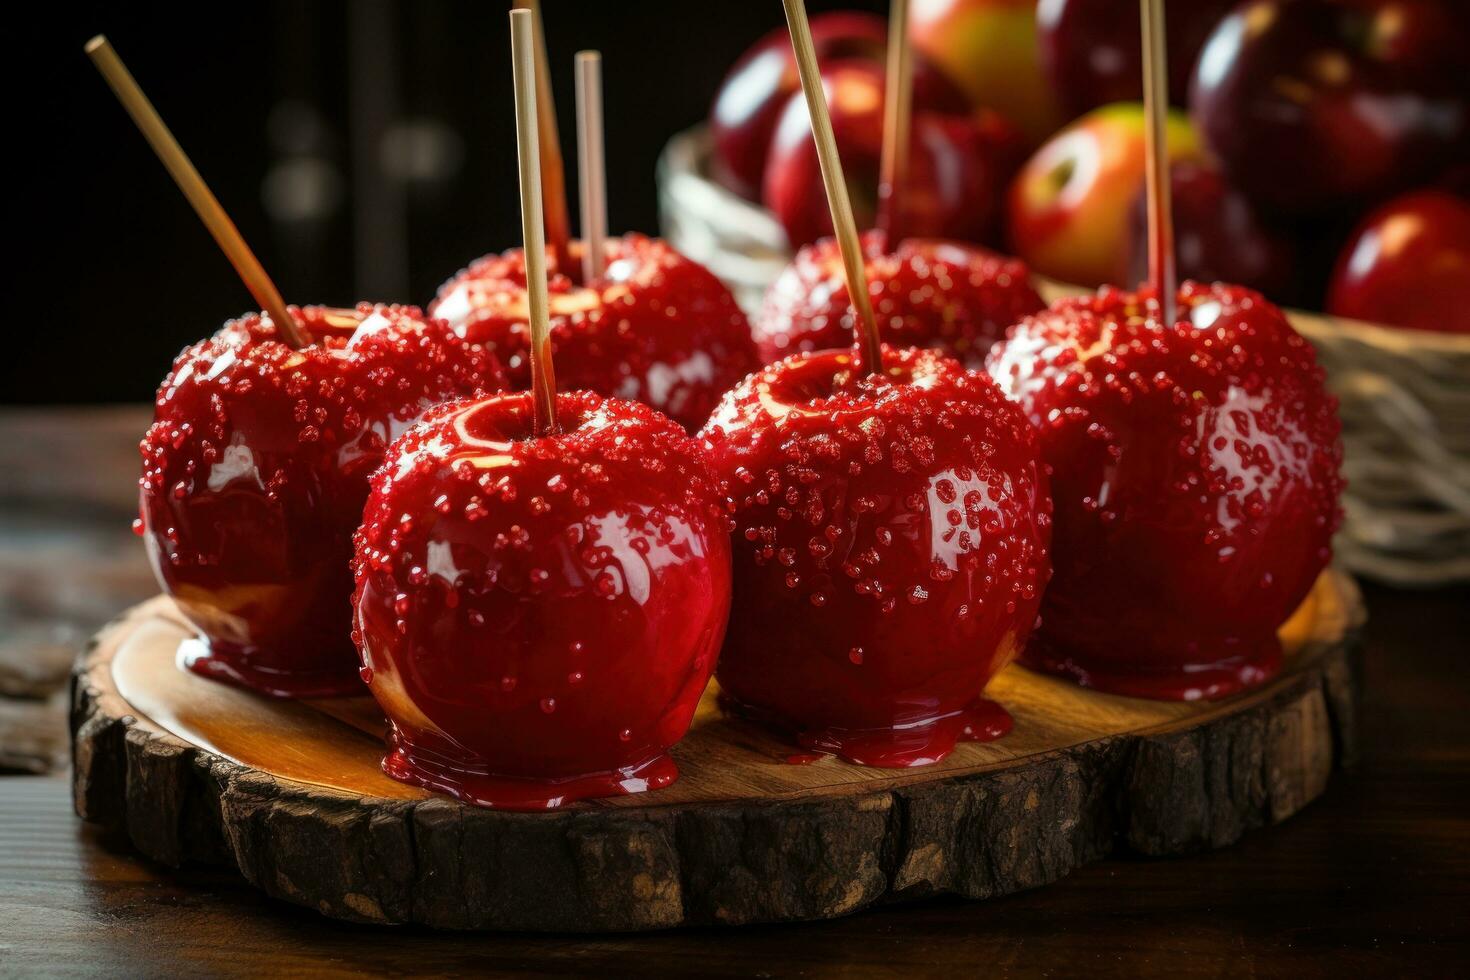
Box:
11, 0, 885, 404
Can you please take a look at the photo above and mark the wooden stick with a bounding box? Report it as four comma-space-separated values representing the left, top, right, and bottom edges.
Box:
510, 9, 559, 436
1140, 0, 1176, 324
512, 0, 571, 270
781, 0, 883, 376
84, 35, 307, 349
877, 0, 913, 244
575, 50, 608, 283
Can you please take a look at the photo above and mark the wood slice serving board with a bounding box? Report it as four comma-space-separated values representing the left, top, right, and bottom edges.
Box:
71, 570, 1363, 932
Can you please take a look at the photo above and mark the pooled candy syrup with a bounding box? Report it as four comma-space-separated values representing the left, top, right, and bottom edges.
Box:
1023, 635, 1283, 702
175, 636, 363, 700
382, 729, 679, 810
731, 696, 1014, 769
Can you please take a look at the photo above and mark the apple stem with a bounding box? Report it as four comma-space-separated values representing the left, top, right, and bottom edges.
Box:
1140, 0, 1177, 325
513, 0, 572, 277
85, 36, 309, 349
877, 0, 913, 246
575, 51, 608, 284
510, 9, 559, 437
781, 0, 884, 377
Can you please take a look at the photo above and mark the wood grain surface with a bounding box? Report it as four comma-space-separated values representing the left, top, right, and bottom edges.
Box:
69, 571, 1360, 931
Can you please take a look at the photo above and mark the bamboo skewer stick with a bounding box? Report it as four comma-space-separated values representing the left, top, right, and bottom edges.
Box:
510, 9, 559, 436
781, 0, 884, 376
1140, 0, 1177, 325
512, 0, 572, 269
575, 50, 608, 284
85, 35, 308, 349
877, 0, 913, 244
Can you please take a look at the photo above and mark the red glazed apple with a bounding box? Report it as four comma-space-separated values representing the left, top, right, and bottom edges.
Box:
709, 12, 967, 200
700, 346, 1052, 767
763, 59, 1021, 250
138, 305, 507, 697
987, 282, 1345, 700
1124, 160, 1298, 302
1190, 0, 1469, 215
1007, 103, 1204, 287
910, 0, 1063, 146
754, 231, 1044, 368
1326, 189, 1470, 334
353, 391, 732, 809
430, 233, 759, 433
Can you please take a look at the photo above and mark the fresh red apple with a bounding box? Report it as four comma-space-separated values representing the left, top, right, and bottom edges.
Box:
353, 391, 731, 809
430, 234, 760, 433
987, 282, 1344, 700
1124, 160, 1298, 302
1327, 189, 1470, 333
699, 346, 1052, 767
910, 0, 1063, 146
139, 305, 507, 698
755, 231, 1044, 367
1037, 0, 1236, 118
709, 12, 967, 200
763, 59, 1022, 249
1007, 102, 1203, 287
1190, 0, 1469, 215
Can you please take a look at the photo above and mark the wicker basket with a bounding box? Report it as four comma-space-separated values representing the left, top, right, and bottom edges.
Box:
657, 126, 1470, 586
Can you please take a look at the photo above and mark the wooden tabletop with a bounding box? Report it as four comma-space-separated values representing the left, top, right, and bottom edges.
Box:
1, 407, 1467, 976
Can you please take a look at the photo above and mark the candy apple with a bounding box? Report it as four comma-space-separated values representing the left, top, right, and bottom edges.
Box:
1007, 102, 1203, 287
987, 282, 1344, 700
1190, 0, 1469, 214
709, 11, 967, 200
1327, 189, 1470, 333
430, 234, 760, 433
700, 346, 1052, 767
910, 0, 1062, 145
1124, 160, 1298, 301
1037, 0, 1235, 118
353, 391, 731, 809
755, 231, 1044, 367
138, 305, 507, 697
763, 59, 1022, 249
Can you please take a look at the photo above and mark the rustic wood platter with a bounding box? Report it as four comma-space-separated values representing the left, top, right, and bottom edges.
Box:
71, 569, 1363, 932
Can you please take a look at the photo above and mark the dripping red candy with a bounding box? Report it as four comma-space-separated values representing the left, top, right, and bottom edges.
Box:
138, 304, 507, 697
700, 346, 1052, 767
353, 391, 732, 809
987, 282, 1345, 700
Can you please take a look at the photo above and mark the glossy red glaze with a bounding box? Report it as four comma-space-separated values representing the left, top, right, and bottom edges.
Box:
708, 12, 968, 201
754, 232, 1044, 369
139, 305, 507, 698
430, 234, 759, 433
1190, 0, 1468, 214
1327, 189, 1470, 334
700, 347, 1052, 767
762, 60, 1020, 250
353, 391, 732, 809
987, 283, 1345, 700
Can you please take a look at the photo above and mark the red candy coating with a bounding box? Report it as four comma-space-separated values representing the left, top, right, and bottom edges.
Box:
700, 347, 1052, 767
430, 234, 760, 432
754, 233, 1044, 369
139, 304, 506, 698
987, 283, 1345, 700
353, 391, 732, 809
